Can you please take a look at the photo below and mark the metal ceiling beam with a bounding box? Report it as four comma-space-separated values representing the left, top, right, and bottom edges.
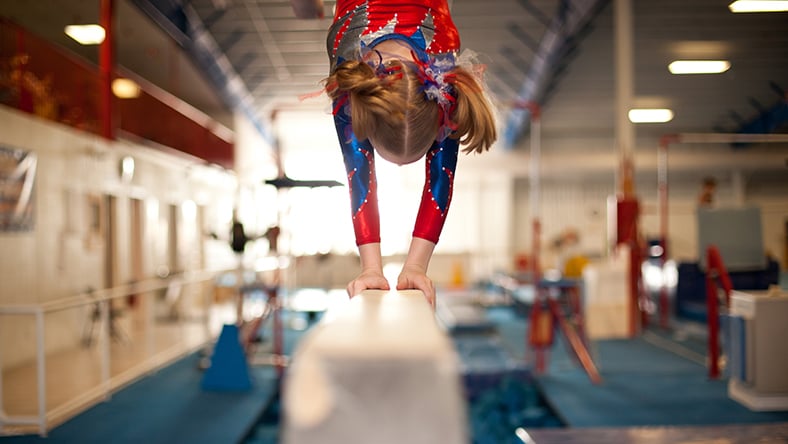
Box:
733, 84, 788, 148
243, 0, 292, 81
502, 0, 609, 148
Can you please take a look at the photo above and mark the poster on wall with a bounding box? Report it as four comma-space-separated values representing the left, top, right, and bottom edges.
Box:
0, 146, 37, 231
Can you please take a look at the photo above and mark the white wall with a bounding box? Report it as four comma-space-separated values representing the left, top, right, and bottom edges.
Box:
0, 107, 241, 369
511, 165, 787, 272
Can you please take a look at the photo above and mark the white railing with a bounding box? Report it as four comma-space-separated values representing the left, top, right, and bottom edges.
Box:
0, 269, 231, 437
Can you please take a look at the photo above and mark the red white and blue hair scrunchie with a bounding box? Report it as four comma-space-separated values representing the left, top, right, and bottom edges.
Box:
411, 51, 458, 142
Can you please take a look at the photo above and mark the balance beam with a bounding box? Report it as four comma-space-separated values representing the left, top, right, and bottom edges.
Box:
282, 290, 468, 444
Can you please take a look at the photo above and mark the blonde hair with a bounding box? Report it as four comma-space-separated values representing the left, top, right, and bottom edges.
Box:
326, 58, 496, 158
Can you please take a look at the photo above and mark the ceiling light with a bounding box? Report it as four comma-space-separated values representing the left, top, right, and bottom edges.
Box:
64, 24, 105, 45
728, 1, 788, 12
668, 60, 731, 74
112, 78, 141, 99
628, 109, 674, 123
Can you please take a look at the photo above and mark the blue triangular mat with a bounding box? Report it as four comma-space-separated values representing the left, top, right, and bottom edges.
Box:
201, 324, 253, 391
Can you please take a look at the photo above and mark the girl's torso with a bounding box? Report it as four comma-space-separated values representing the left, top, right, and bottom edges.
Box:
327, 0, 460, 71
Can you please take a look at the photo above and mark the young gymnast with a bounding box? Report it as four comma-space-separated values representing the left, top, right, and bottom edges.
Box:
324, 0, 497, 306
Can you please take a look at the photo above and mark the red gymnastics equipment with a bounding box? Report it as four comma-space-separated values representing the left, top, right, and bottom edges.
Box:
705, 245, 733, 380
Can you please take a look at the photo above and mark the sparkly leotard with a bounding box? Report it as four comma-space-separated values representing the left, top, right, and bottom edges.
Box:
327, 0, 461, 246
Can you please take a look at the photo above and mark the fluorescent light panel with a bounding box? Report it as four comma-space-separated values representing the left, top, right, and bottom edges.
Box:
64, 24, 105, 45
628, 109, 674, 123
729, 1, 788, 12
669, 60, 730, 74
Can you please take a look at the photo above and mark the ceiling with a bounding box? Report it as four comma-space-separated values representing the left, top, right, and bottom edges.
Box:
2, 0, 788, 156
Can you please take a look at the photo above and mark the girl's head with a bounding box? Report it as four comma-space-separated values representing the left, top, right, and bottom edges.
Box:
325, 47, 497, 164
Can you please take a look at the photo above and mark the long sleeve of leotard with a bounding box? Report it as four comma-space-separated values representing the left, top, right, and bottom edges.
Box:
333, 101, 459, 246
412, 136, 459, 244
327, 0, 463, 247
333, 104, 380, 246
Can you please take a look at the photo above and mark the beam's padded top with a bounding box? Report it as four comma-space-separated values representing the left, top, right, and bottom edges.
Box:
283, 289, 466, 439
304, 289, 450, 358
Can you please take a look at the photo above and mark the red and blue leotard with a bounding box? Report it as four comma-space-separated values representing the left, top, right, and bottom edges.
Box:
327, 0, 461, 246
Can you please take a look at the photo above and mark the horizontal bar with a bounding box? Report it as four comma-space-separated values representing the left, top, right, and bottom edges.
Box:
676, 133, 788, 144
0, 415, 42, 425
0, 269, 228, 315
282, 290, 468, 444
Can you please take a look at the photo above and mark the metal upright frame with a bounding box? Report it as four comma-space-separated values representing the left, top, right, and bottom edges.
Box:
514, 100, 602, 384
656, 132, 788, 329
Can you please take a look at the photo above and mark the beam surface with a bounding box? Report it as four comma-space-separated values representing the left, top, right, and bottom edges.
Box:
283, 290, 468, 444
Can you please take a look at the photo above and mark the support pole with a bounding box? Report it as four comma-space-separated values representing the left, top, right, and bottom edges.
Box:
99, 0, 115, 140
512, 101, 548, 371
614, 0, 635, 187
35, 310, 46, 436
100, 300, 111, 398
547, 297, 602, 384
270, 286, 284, 379
614, 0, 641, 337
510, 100, 541, 283
657, 135, 676, 329
529, 107, 541, 281
705, 245, 732, 380
705, 266, 721, 380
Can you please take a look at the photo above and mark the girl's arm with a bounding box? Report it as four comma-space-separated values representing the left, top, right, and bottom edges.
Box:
334, 109, 381, 246
402, 136, 460, 305
334, 103, 389, 296
412, 137, 459, 243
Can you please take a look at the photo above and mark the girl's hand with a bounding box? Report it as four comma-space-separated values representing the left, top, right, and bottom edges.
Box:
396, 264, 435, 309
347, 269, 390, 298
347, 243, 388, 297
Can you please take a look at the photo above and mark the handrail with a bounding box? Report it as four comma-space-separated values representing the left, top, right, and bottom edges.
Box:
0, 267, 233, 436
0, 269, 229, 315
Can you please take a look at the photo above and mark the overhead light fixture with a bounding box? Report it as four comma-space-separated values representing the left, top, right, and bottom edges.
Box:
668, 60, 731, 74
112, 78, 141, 99
64, 24, 106, 45
628, 109, 674, 123
728, 1, 788, 12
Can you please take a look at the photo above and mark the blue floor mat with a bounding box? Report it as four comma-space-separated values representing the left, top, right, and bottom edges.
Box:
1, 353, 279, 444
488, 304, 788, 428
10, 300, 786, 443
524, 331, 788, 427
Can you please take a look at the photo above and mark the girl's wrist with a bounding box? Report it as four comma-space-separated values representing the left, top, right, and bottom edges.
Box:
403, 237, 436, 272
358, 242, 384, 273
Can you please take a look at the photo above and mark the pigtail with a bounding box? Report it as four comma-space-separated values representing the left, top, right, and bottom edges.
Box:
448, 67, 497, 154
325, 60, 407, 141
